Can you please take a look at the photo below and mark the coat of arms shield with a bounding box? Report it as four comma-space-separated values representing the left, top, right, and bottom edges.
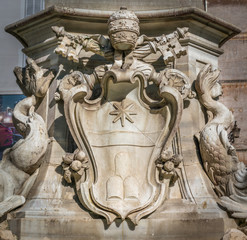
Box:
59, 68, 187, 224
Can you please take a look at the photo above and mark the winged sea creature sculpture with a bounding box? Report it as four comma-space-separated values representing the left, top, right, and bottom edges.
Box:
195, 64, 247, 231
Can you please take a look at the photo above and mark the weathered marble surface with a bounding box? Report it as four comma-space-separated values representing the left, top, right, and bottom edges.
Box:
222, 229, 247, 240
2, 5, 245, 240
196, 64, 247, 227
45, 0, 205, 11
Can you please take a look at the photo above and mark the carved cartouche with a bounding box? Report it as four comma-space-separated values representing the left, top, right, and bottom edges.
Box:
51, 7, 195, 225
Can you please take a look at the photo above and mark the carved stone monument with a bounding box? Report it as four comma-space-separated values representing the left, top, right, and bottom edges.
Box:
1, 5, 246, 240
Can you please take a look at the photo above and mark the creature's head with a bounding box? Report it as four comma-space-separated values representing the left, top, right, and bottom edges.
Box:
195, 64, 222, 99
14, 57, 55, 97
108, 7, 140, 51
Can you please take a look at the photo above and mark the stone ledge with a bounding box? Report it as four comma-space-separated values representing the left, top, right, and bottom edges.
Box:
5, 6, 240, 48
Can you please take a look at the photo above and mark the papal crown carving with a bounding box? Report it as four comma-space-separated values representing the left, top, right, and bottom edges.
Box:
108, 7, 140, 36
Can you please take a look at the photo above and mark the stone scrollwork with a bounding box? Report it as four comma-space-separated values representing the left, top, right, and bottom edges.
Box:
0, 58, 53, 217
195, 64, 247, 231
157, 69, 193, 99
54, 7, 193, 225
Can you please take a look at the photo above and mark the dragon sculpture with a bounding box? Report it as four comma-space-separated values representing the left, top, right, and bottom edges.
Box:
195, 64, 247, 232
0, 58, 55, 217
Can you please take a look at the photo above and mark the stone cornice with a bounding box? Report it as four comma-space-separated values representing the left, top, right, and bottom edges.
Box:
5, 6, 240, 48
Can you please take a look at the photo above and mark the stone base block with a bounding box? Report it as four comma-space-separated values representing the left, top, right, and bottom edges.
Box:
8, 200, 235, 240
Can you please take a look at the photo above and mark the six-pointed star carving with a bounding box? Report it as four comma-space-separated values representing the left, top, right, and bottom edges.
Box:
109, 100, 137, 127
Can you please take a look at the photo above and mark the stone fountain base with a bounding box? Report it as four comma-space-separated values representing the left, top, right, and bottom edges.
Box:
9, 198, 235, 240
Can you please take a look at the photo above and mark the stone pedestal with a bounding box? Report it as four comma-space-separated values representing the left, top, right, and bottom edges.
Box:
5, 6, 241, 239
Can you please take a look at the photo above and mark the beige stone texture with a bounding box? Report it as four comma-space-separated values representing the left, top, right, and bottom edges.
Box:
222, 229, 247, 240
220, 82, 247, 164
45, 0, 205, 11
207, 0, 247, 163
3, 5, 245, 240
